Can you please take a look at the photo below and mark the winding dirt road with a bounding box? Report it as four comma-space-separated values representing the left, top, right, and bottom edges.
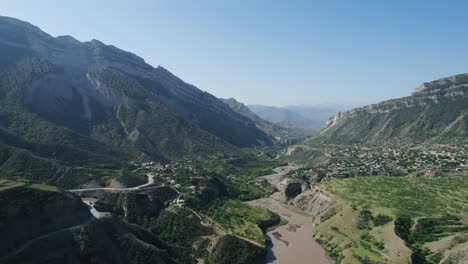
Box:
247, 165, 332, 264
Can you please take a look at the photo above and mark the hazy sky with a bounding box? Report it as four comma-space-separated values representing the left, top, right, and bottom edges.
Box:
1, 0, 467, 106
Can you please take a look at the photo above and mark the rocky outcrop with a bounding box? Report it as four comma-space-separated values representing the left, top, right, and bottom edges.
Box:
279, 179, 303, 201
90, 187, 178, 221
292, 188, 333, 220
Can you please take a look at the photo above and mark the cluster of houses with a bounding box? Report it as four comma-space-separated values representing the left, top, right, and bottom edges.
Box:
130, 160, 204, 209
321, 144, 467, 178
287, 144, 467, 181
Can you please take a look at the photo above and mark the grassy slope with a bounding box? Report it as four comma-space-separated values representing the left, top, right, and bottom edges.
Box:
315, 176, 468, 263
324, 176, 467, 217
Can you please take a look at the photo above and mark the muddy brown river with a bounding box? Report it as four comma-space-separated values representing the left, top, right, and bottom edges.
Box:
247, 165, 332, 264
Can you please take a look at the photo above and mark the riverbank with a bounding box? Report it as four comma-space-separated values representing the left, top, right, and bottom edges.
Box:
247, 165, 332, 264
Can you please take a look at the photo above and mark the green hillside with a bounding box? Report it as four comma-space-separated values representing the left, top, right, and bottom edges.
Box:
0, 16, 274, 188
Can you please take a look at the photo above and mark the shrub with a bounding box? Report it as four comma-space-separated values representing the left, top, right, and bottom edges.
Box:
358, 209, 374, 229
374, 214, 393, 226
394, 215, 413, 243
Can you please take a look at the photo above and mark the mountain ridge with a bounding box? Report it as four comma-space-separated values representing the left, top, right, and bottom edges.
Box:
0, 15, 271, 157
0, 15, 271, 188
317, 73, 468, 144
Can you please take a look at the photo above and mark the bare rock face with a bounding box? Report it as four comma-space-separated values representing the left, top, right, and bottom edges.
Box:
292, 188, 333, 220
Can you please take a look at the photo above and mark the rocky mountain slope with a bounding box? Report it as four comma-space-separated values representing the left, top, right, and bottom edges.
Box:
0, 16, 271, 164
0, 16, 274, 187
316, 74, 468, 144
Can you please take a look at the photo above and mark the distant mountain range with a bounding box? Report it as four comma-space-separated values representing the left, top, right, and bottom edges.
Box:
248, 104, 350, 129
316, 74, 468, 144
220, 98, 315, 140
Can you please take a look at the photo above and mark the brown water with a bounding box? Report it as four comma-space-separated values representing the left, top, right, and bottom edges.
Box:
247, 165, 332, 264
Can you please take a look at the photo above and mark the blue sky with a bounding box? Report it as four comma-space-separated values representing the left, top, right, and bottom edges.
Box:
1, 0, 467, 106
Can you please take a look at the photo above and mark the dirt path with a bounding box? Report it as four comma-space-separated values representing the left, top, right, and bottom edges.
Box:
247, 165, 332, 264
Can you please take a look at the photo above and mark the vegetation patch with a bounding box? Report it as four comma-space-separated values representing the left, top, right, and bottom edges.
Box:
315, 176, 468, 263
205, 199, 282, 244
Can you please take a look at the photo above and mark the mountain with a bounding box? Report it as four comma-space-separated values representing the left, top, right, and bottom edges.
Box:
248, 105, 316, 128
0, 16, 272, 185
220, 98, 269, 128
248, 104, 346, 129
220, 98, 313, 140
316, 74, 468, 144
284, 104, 352, 128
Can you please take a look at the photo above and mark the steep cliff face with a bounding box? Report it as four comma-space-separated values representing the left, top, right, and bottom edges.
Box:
318, 74, 468, 144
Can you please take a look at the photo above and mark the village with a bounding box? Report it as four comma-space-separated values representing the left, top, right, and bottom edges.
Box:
287, 144, 468, 182
130, 159, 206, 209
